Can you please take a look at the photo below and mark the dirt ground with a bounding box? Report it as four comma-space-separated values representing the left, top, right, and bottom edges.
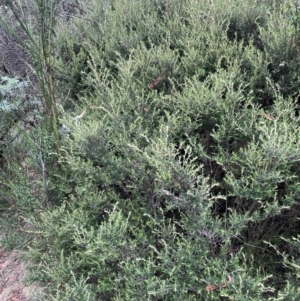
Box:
0, 248, 43, 301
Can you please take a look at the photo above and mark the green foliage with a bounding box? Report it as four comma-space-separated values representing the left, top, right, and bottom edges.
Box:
1, 0, 61, 155
1, 0, 300, 300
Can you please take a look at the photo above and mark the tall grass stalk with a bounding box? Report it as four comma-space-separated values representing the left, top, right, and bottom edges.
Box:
1, 0, 61, 155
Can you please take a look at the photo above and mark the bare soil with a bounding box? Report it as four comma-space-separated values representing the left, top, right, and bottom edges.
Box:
0, 248, 43, 301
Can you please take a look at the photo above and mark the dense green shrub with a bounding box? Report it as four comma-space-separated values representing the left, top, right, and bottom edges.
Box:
1, 0, 300, 300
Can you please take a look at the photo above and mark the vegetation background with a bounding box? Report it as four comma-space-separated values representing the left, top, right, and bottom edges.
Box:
1, 0, 300, 300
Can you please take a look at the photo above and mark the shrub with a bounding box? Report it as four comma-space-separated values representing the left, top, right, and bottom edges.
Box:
1, 0, 300, 300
